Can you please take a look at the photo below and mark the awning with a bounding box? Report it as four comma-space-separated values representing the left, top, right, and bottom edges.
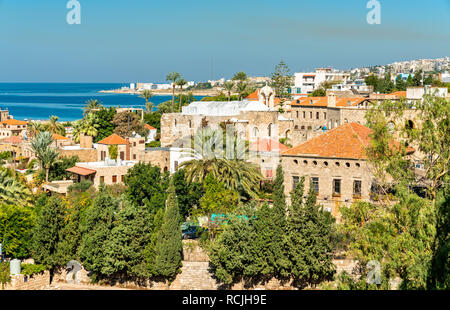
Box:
66, 166, 97, 176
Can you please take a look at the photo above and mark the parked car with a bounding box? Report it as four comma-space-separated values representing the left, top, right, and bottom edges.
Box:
182, 225, 207, 239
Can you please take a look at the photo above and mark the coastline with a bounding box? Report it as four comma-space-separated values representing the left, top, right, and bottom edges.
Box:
99, 88, 220, 97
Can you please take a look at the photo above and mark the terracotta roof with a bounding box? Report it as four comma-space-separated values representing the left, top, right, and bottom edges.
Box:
97, 133, 127, 145
1, 136, 23, 144
283, 123, 414, 159
1, 119, 28, 126
250, 138, 290, 153
283, 123, 372, 159
245, 90, 259, 100
390, 91, 407, 98
52, 134, 69, 140
290, 97, 368, 108
66, 166, 97, 176
144, 124, 156, 130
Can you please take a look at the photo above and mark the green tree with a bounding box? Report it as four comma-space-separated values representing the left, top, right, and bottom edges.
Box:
196, 173, 239, 218
140, 90, 154, 113
55, 191, 93, 266
145, 208, 164, 276
83, 99, 103, 116
0, 169, 30, 206
173, 169, 203, 219
30, 131, 60, 182
270, 60, 293, 99
93, 107, 116, 143
46, 116, 65, 136
124, 162, 168, 210
395, 75, 406, 91
176, 78, 188, 112
412, 69, 423, 86
223, 81, 235, 101
286, 177, 336, 287
108, 145, 118, 161
154, 178, 183, 279
79, 186, 119, 280
166, 72, 181, 113
37, 156, 79, 182
112, 111, 146, 138
144, 111, 162, 132
0, 204, 35, 258
101, 200, 154, 278
31, 196, 66, 268
72, 113, 100, 143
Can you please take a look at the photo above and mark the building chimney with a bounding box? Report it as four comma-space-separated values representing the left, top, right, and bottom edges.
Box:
80, 133, 93, 149
125, 138, 130, 161
328, 93, 336, 107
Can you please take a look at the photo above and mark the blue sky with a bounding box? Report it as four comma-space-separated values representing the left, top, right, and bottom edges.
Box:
0, 0, 449, 82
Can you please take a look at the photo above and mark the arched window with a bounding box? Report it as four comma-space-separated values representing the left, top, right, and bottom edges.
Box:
285, 130, 291, 139
268, 123, 273, 137
253, 127, 259, 137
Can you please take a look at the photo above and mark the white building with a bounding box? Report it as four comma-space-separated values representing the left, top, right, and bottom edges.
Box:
181, 100, 270, 116
293, 68, 350, 94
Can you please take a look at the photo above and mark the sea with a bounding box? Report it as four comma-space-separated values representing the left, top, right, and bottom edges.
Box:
0, 83, 202, 122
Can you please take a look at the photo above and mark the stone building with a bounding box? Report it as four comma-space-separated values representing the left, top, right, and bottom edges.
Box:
66, 160, 137, 188
281, 122, 414, 219
0, 119, 28, 138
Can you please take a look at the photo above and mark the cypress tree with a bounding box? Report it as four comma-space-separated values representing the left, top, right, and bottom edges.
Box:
31, 196, 66, 268
287, 179, 335, 287
79, 185, 119, 280
154, 178, 182, 279
253, 164, 289, 278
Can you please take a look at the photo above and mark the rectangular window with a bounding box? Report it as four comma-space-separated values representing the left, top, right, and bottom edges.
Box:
353, 180, 362, 196
100, 176, 105, 183
112, 175, 117, 183
316, 112, 319, 120
293, 176, 300, 190
133, 154, 137, 160
120, 152, 125, 160
296, 111, 299, 118
311, 177, 319, 193
324, 112, 327, 120
303, 111, 306, 119
121, 175, 125, 183
310, 111, 313, 119
333, 179, 341, 195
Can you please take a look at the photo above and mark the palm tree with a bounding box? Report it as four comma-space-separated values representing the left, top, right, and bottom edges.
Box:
46, 116, 65, 135
236, 82, 248, 101
72, 113, 99, 143
179, 128, 262, 199
27, 121, 44, 139
166, 72, 181, 113
84, 99, 103, 116
0, 169, 30, 205
140, 90, 154, 113
31, 131, 60, 182
176, 78, 188, 112
223, 81, 235, 101
181, 158, 262, 199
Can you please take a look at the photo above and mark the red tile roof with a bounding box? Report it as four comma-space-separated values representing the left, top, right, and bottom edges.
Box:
283, 123, 414, 159
245, 90, 259, 100
390, 91, 407, 98
250, 138, 290, 153
290, 97, 369, 108
66, 166, 97, 176
1, 136, 23, 144
97, 133, 127, 145
144, 124, 156, 130
52, 134, 69, 140
1, 119, 28, 126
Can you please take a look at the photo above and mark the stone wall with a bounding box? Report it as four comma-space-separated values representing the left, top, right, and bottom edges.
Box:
59, 148, 97, 162
4, 270, 50, 290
